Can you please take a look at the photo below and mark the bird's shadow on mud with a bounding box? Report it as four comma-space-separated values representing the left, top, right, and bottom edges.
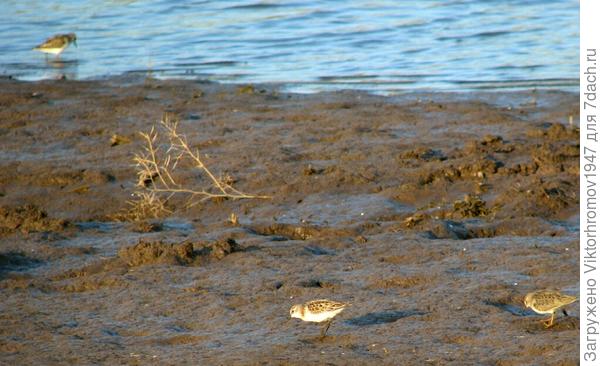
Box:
345, 309, 426, 326
484, 300, 532, 316
484, 300, 579, 332
297, 310, 425, 344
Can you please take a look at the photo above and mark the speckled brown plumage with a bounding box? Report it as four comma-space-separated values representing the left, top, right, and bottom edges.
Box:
290, 299, 349, 338
524, 290, 577, 327
305, 299, 347, 314
33, 33, 77, 55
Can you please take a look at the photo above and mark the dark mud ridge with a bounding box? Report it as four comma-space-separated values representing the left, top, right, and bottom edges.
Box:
0, 77, 579, 365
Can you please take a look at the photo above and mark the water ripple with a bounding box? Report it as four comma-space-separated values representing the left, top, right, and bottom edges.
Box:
0, 0, 578, 93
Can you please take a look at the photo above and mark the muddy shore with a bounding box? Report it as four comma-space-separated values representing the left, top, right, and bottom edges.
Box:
0, 77, 579, 365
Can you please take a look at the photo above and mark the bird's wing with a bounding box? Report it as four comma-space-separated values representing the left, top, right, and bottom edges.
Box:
307, 300, 347, 312
558, 294, 578, 306
36, 36, 66, 49
534, 292, 575, 311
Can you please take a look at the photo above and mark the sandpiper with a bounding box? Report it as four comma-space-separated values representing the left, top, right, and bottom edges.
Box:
290, 299, 349, 338
524, 290, 577, 327
33, 33, 77, 58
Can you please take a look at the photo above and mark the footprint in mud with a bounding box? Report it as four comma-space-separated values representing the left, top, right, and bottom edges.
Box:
345, 310, 426, 326
299, 278, 338, 289
303, 245, 335, 256
0, 252, 43, 280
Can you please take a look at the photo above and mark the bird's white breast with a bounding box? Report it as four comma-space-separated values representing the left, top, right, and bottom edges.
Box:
303, 308, 344, 323
37, 47, 65, 55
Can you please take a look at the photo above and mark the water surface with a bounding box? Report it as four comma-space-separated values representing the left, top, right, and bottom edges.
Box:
1, 0, 579, 93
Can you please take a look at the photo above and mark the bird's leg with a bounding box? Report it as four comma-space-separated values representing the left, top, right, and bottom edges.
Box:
324, 320, 332, 335
320, 320, 332, 338
543, 312, 555, 328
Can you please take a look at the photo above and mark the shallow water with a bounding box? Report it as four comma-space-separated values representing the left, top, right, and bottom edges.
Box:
1, 0, 578, 92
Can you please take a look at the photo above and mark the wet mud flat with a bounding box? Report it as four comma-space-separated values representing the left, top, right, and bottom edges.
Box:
0, 77, 579, 365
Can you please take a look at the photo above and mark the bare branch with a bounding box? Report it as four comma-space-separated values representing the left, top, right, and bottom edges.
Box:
117, 113, 269, 221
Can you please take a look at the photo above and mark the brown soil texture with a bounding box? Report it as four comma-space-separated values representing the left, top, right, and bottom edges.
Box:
0, 76, 579, 365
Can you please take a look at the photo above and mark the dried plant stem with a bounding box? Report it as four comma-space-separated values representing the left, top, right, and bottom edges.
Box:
130, 113, 267, 215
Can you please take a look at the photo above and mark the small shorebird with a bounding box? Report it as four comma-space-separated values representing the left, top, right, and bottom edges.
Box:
523, 290, 577, 327
33, 33, 77, 58
290, 299, 349, 338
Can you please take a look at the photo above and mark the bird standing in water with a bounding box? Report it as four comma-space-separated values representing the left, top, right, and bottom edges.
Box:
33, 33, 77, 59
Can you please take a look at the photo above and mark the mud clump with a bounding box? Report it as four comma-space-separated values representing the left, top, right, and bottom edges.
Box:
403, 195, 489, 237
494, 178, 576, 218
0, 205, 68, 235
118, 241, 196, 266
531, 143, 579, 174
417, 156, 502, 185
467, 217, 566, 238
463, 135, 514, 154
526, 122, 579, 141
250, 223, 355, 240
251, 223, 315, 240
452, 194, 489, 218
400, 147, 447, 162
130, 220, 164, 233
113, 238, 242, 268
536, 179, 576, 211
431, 220, 470, 240
58, 275, 127, 293
48, 238, 243, 293
203, 238, 242, 260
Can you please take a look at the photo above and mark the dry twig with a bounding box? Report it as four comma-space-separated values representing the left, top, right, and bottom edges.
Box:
119, 113, 268, 220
